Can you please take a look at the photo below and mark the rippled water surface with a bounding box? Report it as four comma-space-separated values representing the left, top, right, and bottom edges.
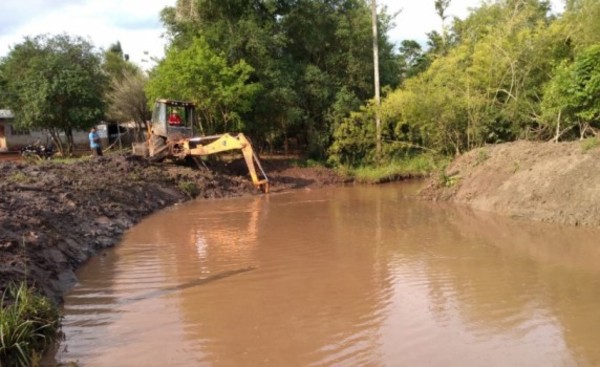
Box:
56, 184, 600, 366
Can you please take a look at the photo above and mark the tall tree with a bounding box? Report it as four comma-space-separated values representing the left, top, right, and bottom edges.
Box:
435, 0, 452, 48
158, 0, 400, 156
372, 0, 381, 159
106, 69, 151, 140
102, 41, 149, 142
560, 0, 600, 49
0, 34, 106, 154
103, 41, 137, 81
398, 40, 428, 80
542, 45, 600, 140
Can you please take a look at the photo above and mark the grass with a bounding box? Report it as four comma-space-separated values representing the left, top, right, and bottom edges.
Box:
5, 172, 34, 184
49, 156, 90, 164
345, 154, 448, 183
289, 158, 327, 168
581, 137, 600, 152
0, 283, 61, 367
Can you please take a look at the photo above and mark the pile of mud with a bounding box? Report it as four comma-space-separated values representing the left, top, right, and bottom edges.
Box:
0, 154, 347, 303
421, 140, 600, 227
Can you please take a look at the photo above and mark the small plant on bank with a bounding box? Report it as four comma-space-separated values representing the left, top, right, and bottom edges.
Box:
0, 283, 61, 367
178, 181, 200, 198
49, 156, 89, 165
475, 148, 490, 166
581, 137, 600, 152
6, 172, 33, 184
21, 153, 43, 164
512, 161, 520, 173
439, 171, 460, 187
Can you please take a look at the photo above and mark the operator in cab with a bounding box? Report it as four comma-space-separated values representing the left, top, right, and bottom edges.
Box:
168, 110, 182, 126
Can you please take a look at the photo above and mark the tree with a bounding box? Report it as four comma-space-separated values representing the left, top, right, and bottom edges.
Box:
542, 45, 600, 140
372, 0, 382, 159
101, 41, 149, 142
0, 34, 106, 154
106, 69, 151, 141
561, 0, 600, 50
435, 0, 452, 48
398, 40, 429, 80
103, 41, 138, 81
145, 37, 261, 134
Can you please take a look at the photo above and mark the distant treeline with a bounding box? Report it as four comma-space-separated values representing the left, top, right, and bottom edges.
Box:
151, 0, 600, 165
1, 0, 599, 163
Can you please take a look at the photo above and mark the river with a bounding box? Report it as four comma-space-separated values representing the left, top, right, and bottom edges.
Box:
55, 184, 600, 366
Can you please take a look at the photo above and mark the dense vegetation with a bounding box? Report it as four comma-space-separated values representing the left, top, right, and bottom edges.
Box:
330, 0, 600, 166
150, 0, 400, 159
1, 0, 600, 164
149, 0, 600, 166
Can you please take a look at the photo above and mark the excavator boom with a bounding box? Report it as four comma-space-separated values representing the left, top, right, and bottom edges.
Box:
185, 133, 269, 193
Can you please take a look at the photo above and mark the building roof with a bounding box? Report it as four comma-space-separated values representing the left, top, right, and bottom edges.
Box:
0, 110, 14, 119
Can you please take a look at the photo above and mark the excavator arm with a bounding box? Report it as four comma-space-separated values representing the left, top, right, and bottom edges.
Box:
184, 133, 269, 193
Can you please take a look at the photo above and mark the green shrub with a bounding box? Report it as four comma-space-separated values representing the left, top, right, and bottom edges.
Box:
0, 283, 61, 367
178, 181, 199, 198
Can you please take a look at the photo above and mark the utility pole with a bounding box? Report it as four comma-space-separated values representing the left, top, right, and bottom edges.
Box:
371, 0, 382, 160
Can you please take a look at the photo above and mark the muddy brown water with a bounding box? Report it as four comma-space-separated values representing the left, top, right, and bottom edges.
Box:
54, 184, 600, 366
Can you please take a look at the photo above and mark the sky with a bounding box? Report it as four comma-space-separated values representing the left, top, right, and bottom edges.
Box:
0, 0, 565, 70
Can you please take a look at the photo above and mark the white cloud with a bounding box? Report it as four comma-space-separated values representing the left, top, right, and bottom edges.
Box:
0, 0, 173, 69
382, 0, 565, 47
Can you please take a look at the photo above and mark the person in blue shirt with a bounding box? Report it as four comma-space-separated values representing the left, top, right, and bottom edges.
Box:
89, 127, 103, 156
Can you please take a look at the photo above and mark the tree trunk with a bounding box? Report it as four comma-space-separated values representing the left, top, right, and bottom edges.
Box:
371, 0, 381, 161
554, 110, 562, 143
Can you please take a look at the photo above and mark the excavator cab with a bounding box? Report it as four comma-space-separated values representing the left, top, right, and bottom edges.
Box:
150, 99, 196, 138
145, 99, 269, 193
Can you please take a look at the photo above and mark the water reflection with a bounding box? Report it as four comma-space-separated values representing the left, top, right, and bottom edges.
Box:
55, 185, 600, 366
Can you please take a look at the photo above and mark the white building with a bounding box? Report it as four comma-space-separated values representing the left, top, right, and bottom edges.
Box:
0, 109, 91, 152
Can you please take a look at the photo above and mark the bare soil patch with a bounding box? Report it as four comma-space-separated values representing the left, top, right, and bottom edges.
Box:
421, 140, 600, 227
0, 154, 347, 303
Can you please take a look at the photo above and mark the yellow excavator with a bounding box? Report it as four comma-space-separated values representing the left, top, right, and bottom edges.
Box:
140, 99, 269, 193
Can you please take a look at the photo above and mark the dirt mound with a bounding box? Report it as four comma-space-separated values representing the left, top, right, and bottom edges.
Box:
421, 140, 600, 227
0, 154, 347, 303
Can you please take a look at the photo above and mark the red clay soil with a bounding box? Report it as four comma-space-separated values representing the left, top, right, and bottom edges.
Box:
0, 154, 348, 303
420, 140, 600, 227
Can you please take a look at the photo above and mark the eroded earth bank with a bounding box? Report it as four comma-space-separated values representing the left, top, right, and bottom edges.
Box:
421, 140, 600, 227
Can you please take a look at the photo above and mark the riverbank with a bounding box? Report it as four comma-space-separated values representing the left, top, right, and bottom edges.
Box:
0, 154, 348, 305
421, 139, 600, 227
4, 140, 599, 307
